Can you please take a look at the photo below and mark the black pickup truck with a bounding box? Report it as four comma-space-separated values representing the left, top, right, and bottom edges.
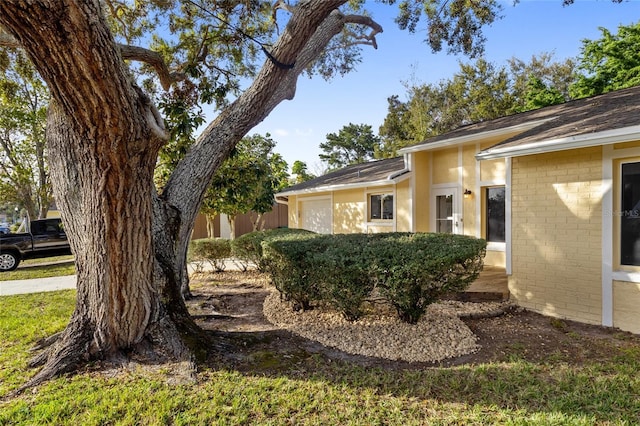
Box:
0, 218, 71, 272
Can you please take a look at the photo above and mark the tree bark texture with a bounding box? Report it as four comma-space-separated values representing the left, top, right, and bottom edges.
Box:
0, 0, 366, 387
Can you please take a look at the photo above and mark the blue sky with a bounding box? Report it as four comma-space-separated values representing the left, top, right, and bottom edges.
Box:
246, 1, 640, 173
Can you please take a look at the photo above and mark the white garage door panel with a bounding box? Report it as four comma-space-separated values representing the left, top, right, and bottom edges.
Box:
300, 199, 332, 234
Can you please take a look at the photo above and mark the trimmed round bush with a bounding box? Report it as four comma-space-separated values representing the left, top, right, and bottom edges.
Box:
262, 232, 486, 323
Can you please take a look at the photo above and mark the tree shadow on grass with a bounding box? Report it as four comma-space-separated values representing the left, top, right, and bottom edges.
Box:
200, 317, 640, 424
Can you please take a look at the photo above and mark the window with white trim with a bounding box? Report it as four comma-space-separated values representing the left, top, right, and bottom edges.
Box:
621, 162, 640, 266
486, 186, 505, 243
369, 193, 393, 220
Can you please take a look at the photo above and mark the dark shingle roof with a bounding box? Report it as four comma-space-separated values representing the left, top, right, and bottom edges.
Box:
278, 157, 407, 196
400, 85, 640, 156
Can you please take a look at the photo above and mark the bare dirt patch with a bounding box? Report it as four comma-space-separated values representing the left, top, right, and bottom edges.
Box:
187, 271, 640, 372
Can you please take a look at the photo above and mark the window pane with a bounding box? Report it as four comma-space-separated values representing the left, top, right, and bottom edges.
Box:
621, 162, 640, 266
370, 194, 393, 220
370, 194, 382, 220
382, 195, 394, 219
486, 187, 505, 243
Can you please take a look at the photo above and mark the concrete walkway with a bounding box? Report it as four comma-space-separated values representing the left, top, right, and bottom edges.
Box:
0, 274, 76, 296
0, 258, 255, 296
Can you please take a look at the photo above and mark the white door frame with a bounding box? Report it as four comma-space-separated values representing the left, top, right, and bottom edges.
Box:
431, 186, 462, 234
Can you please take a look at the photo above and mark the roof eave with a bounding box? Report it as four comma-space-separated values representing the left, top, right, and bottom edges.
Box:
275, 171, 411, 198
398, 118, 557, 154
476, 124, 640, 160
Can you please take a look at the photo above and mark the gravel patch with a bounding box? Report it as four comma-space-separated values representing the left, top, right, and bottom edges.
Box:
263, 292, 514, 363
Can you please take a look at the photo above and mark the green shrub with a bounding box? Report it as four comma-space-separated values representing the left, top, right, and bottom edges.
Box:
231, 228, 315, 271
310, 236, 373, 320
188, 238, 231, 272
369, 233, 486, 323
264, 232, 486, 323
261, 232, 326, 310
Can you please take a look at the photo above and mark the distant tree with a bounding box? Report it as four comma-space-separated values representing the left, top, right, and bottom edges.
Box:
320, 123, 382, 170
570, 22, 640, 98
291, 160, 315, 183
507, 52, 576, 110
0, 48, 51, 219
379, 53, 577, 153
515, 76, 566, 112
446, 58, 514, 124
377, 95, 414, 158
202, 134, 289, 239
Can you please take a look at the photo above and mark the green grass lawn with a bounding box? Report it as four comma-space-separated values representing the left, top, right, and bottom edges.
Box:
0, 256, 75, 281
1, 290, 640, 425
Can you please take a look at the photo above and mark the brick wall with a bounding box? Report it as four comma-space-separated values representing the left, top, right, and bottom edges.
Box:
509, 147, 603, 324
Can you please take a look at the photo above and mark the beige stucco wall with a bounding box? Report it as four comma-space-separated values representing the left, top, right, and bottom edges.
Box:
432, 148, 458, 185
287, 195, 298, 228
413, 152, 431, 232
613, 281, 640, 334
462, 145, 477, 237
396, 179, 412, 232
509, 147, 603, 325
333, 189, 365, 234
480, 158, 506, 183
485, 250, 506, 268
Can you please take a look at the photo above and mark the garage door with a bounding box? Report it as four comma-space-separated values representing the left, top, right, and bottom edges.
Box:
300, 198, 332, 234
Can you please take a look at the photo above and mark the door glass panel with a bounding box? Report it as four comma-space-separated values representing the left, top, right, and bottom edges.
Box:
486, 187, 506, 242
436, 194, 453, 234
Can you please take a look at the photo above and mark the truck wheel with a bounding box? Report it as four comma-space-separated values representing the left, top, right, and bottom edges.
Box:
0, 252, 19, 272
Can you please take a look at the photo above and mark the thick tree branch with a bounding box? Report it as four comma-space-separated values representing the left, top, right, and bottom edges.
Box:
163, 2, 384, 257
119, 45, 187, 91
0, 30, 184, 92
343, 14, 383, 49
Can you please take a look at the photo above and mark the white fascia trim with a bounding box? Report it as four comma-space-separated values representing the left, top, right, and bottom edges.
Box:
398, 118, 555, 155
276, 172, 411, 198
476, 124, 640, 160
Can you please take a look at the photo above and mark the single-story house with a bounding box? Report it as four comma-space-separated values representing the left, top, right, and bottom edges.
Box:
276, 85, 640, 334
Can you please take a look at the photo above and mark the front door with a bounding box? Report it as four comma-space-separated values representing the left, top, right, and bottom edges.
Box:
432, 187, 461, 234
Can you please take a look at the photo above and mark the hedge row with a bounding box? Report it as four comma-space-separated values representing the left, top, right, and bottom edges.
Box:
188, 238, 231, 272
231, 228, 316, 271
262, 232, 486, 323
188, 228, 315, 273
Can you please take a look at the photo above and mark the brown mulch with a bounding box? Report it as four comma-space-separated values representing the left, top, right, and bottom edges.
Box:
186, 270, 640, 372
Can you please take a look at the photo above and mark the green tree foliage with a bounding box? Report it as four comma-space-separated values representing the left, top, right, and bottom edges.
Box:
508, 52, 576, 110
154, 92, 205, 190
379, 53, 575, 156
515, 76, 566, 113
291, 160, 315, 184
377, 95, 413, 158
319, 123, 382, 170
201, 133, 289, 238
570, 21, 640, 98
0, 48, 51, 219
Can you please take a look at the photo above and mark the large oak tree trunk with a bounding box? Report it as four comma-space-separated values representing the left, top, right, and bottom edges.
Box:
0, 0, 367, 389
